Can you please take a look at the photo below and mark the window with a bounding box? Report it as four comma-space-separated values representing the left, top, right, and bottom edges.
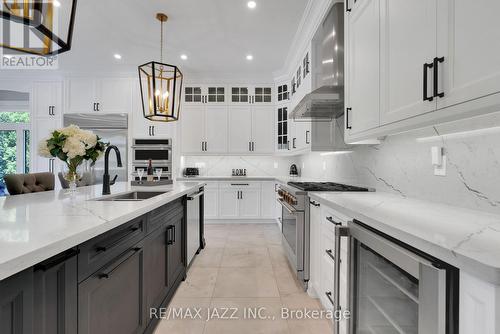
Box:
303, 52, 310, 77
277, 107, 288, 150
254, 87, 272, 103
184, 86, 202, 102
291, 77, 296, 95
0, 112, 30, 195
277, 84, 289, 102
231, 87, 249, 103
207, 87, 225, 103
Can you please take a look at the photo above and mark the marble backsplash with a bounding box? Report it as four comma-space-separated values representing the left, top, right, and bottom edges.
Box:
298, 111, 500, 215
179, 155, 298, 177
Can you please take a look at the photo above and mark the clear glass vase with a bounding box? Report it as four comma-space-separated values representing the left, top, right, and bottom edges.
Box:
62, 164, 82, 194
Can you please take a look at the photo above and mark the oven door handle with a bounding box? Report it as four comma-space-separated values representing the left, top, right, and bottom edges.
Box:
276, 198, 300, 214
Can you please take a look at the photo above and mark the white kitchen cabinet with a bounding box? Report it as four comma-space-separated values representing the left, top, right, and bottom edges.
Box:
180, 105, 227, 154
229, 85, 273, 105
379, 0, 437, 125
219, 188, 240, 218
251, 106, 274, 154
345, 0, 381, 135
276, 106, 289, 151
181, 106, 206, 154
228, 105, 274, 154
66, 78, 132, 114
260, 182, 277, 219
459, 271, 498, 334
239, 188, 261, 218
228, 106, 253, 153
33, 118, 60, 174
437, 0, 500, 113
204, 106, 228, 153
308, 200, 322, 296
33, 82, 62, 119
204, 182, 219, 219
183, 85, 227, 105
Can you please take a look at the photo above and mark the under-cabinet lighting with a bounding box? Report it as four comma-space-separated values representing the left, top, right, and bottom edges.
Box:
320, 151, 353, 156
416, 126, 500, 143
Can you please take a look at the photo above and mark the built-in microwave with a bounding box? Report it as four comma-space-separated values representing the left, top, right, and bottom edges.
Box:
131, 138, 172, 180
131, 138, 171, 164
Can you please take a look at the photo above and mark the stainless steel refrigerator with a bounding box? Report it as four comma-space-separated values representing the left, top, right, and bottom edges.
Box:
63, 113, 128, 185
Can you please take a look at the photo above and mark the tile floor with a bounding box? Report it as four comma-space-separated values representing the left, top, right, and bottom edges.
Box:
154, 223, 333, 334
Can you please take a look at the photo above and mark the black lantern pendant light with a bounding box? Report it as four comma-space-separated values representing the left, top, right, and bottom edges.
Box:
138, 13, 183, 122
0, 0, 77, 55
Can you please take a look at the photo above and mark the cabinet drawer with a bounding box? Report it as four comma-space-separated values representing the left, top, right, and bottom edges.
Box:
78, 215, 146, 282
78, 243, 146, 334
148, 198, 184, 233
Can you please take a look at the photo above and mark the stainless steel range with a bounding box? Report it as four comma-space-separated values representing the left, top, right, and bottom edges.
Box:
277, 181, 372, 290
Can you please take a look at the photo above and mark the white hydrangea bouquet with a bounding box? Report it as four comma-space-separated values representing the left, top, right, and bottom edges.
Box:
38, 125, 107, 189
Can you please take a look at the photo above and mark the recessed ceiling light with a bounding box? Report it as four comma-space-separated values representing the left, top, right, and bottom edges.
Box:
53, 0, 61, 7
180, 54, 188, 60
246, 54, 253, 61
247, 1, 257, 9
113, 54, 122, 60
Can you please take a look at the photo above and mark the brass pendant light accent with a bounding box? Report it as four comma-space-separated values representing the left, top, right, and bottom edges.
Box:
138, 12, 183, 123
0, 0, 77, 55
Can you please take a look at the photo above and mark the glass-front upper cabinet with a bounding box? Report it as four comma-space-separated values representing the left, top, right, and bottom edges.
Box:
229, 85, 273, 105
277, 106, 288, 151
183, 85, 227, 105
277, 84, 289, 103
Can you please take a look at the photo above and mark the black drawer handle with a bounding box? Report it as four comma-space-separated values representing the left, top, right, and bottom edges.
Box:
231, 183, 249, 186
346, 107, 352, 130
433, 56, 445, 98
423, 61, 434, 101
325, 249, 335, 262
325, 291, 335, 306
309, 200, 320, 207
96, 225, 140, 253
99, 247, 141, 279
34, 248, 79, 272
167, 225, 175, 245
326, 216, 341, 226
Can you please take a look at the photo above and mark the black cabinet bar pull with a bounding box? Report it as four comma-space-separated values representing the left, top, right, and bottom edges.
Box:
309, 200, 320, 207
345, 0, 351, 12
151, 126, 155, 136
167, 225, 174, 245
96, 102, 100, 111
99, 248, 141, 279
325, 291, 335, 306
326, 216, 342, 226
326, 249, 338, 262
346, 107, 352, 129
96, 225, 140, 252
433, 57, 445, 98
172, 225, 176, 244
249, 142, 252, 151
423, 62, 434, 101
34, 248, 79, 272
306, 130, 310, 144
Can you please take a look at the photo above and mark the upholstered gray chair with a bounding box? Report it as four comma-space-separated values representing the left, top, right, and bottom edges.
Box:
57, 172, 93, 189
3, 173, 55, 195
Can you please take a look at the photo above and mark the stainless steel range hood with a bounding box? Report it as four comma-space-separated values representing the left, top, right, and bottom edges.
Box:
291, 2, 344, 122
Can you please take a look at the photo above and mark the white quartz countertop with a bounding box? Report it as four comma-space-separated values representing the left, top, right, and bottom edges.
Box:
0, 181, 205, 281
309, 191, 500, 285
176, 176, 277, 181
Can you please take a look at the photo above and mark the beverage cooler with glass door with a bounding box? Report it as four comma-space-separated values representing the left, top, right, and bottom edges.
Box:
333, 220, 459, 334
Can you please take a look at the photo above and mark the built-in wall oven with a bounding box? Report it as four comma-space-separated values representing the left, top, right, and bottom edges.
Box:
334, 220, 458, 334
131, 138, 172, 181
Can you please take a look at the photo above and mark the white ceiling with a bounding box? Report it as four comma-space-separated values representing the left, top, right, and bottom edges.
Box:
54, 0, 308, 80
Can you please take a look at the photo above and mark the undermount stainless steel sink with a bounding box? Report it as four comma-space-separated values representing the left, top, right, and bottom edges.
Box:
94, 191, 168, 201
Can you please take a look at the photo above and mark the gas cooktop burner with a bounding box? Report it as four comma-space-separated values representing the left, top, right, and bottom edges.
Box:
287, 181, 371, 192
